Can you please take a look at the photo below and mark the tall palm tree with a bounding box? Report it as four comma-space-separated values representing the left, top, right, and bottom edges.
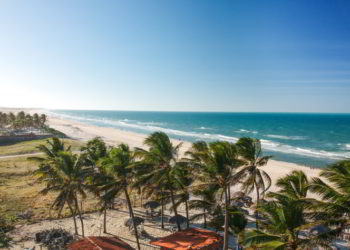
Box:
172, 166, 193, 229
81, 137, 107, 167
97, 144, 141, 250
33, 113, 40, 128
135, 132, 184, 231
81, 137, 109, 232
39, 114, 47, 127
244, 171, 335, 250
187, 141, 242, 250
309, 160, 350, 233
138, 182, 171, 229
34, 151, 90, 237
29, 137, 70, 163
236, 137, 272, 228
275, 170, 309, 199
189, 185, 218, 228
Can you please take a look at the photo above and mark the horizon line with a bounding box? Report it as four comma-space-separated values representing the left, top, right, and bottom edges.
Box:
1, 107, 349, 115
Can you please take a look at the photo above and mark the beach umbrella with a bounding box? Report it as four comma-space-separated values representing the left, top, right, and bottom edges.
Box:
124, 217, 145, 228
169, 215, 187, 225
310, 225, 330, 235
143, 201, 160, 210
231, 200, 245, 208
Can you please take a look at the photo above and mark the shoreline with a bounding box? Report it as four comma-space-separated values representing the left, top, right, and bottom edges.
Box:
44, 112, 322, 196
0, 107, 323, 195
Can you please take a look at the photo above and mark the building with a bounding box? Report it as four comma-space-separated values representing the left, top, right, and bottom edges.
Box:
68, 236, 135, 250
150, 228, 223, 250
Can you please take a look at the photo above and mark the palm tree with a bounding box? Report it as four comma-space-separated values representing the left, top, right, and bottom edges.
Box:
81, 137, 108, 167
172, 166, 193, 229
309, 160, 350, 233
139, 183, 171, 229
229, 207, 247, 250
135, 132, 184, 231
29, 137, 70, 163
34, 151, 90, 237
189, 185, 218, 228
244, 171, 335, 250
236, 137, 272, 229
187, 141, 242, 250
97, 144, 141, 250
275, 170, 310, 199
81, 137, 109, 231
39, 114, 47, 127
33, 113, 40, 128
16, 111, 25, 129
8, 112, 16, 128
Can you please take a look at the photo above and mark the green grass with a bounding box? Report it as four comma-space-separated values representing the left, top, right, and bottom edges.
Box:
0, 138, 83, 156
0, 156, 99, 223
0, 138, 97, 224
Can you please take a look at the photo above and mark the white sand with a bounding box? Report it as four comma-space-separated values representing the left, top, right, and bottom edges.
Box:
46, 114, 322, 196
3, 109, 326, 249
10, 207, 184, 250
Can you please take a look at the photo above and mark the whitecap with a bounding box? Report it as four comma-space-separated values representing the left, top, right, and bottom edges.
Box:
266, 134, 306, 140
236, 129, 258, 134
49, 111, 350, 161
137, 121, 166, 126
198, 126, 209, 130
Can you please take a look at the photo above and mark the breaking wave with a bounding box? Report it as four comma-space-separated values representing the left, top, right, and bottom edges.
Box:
266, 134, 306, 140
49, 111, 350, 161
236, 129, 258, 134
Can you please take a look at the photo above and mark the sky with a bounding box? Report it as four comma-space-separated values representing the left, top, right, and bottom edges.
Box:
1, 0, 350, 113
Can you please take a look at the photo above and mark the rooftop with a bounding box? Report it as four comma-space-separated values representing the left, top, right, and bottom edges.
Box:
68, 236, 135, 250
150, 228, 223, 250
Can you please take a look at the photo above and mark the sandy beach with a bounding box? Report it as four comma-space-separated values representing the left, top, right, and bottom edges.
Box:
2, 108, 326, 249
45, 112, 322, 196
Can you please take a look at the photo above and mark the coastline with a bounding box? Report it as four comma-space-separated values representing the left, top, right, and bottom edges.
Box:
0, 107, 323, 195
45, 112, 322, 196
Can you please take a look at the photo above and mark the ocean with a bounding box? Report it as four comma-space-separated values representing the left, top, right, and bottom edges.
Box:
49, 110, 350, 168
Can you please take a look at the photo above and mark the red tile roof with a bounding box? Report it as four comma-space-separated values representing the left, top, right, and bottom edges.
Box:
150, 228, 223, 250
68, 236, 134, 250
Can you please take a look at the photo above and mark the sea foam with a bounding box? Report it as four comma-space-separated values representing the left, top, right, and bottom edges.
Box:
266, 134, 306, 140
49, 111, 350, 161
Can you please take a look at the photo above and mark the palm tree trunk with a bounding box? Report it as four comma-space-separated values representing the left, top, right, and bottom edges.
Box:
255, 183, 260, 230
185, 200, 189, 229
203, 208, 207, 228
124, 188, 141, 250
224, 188, 229, 250
103, 207, 107, 233
161, 189, 164, 229
228, 186, 231, 203
169, 187, 181, 231
140, 188, 143, 207
68, 204, 78, 235
236, 234, 240, 250
74, 197, 85, 237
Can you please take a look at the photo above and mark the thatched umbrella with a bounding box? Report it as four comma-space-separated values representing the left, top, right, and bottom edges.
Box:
143, 201, 160, 210
231, 200, 245, 208
124, 217, 145, 229
310, 225, 329, 235
169, 214, 187, 225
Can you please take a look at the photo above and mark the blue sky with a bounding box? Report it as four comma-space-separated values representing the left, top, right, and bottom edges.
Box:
1, 0, 350, 112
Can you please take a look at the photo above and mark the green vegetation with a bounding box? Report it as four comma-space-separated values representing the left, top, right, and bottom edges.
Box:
1, 133, 349, 249
0, 111, 46, 132
0, 138, 82, 156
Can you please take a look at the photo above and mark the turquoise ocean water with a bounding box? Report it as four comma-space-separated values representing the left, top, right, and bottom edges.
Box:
50, 110, 350, 168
